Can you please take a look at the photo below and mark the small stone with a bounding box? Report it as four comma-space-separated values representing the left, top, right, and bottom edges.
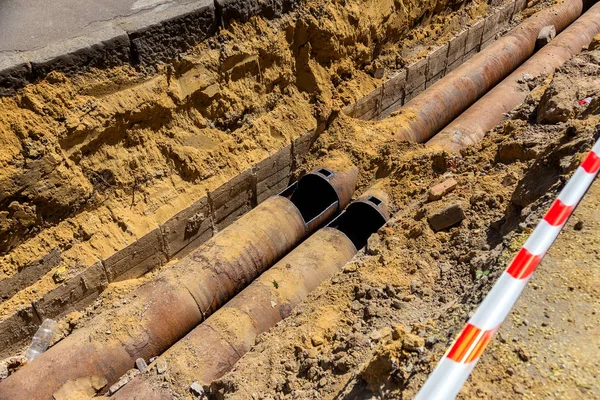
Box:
374, 67, 385, 79
156, 359, 167, 374
311, 334, 325, 347
364, 304, 378, 319
428, 178, 458, 201
392, 299, 403, 309
522, 73, 534, 82
439, 262, 452, 274
392, 325, 406, 340
425, 336, 438, 348
427, 203, 466, 232
135, 358, 148, 372
403, 334, 425, 352
52, 266, 68, 283
369, 330, 382, 343
409, 279, 422, 293
574, 221, 583, 231
190, 381, 204, 397
351, 301, 362, 312
0, 363, 8, 379
515, 346, 531, 362
506, 367, 515, 376
343, 264, 357, 273
108, 376, 130, 395
366, 233, 382, 255
318, 376, 328, 387
513, 383, 526, 395
354, 285, 367, 299
536, 25, 556, 48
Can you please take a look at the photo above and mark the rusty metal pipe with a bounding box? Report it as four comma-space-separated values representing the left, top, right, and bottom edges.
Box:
0, 164, 358, 400
383, 0, 584, 143
108, 190, 389, 399
427, 2, 600, 152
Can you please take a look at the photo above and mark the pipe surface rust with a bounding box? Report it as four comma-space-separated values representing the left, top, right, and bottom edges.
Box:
384, 0, 584, 143
0, 163, 359, 400
110, 189, 390, 400
427, 1, 600, 152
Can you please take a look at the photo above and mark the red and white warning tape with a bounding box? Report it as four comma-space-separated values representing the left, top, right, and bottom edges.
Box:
415, 139, 600, 400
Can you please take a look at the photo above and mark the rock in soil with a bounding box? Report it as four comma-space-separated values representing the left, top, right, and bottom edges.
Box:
427, 203, 466, 231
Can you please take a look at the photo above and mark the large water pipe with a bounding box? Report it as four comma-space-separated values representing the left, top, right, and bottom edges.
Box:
0, 163, 358, 400
109, 189, 390, 399
380, 0, 584, 142
427, 1, 600, 152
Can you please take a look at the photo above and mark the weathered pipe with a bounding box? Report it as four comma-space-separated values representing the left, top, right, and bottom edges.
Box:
0, 164, 358, 400
109, 189, 390, 400
384, 0, 583, 143
427, 2, 600, 152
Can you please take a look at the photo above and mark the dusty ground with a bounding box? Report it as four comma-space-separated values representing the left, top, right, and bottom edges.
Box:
2, 0, 598, 399
208, 44, 600, 399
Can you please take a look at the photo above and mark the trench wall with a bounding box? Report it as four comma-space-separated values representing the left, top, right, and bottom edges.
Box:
0, 0, 528, 355
343, 0, 525, 121
0, 127, 316, 357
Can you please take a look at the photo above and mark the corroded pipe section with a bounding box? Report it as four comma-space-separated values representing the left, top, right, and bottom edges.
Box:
384, 0, 583, 142
427, 2, 600, 152
109, 190, 389, 400
0, 163, 358, 400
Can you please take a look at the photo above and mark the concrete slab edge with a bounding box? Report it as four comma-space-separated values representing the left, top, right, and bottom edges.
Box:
0, 0, 301, 96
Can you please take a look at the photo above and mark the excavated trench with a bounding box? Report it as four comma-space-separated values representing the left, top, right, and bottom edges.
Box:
0, 0, 500, 359
2, 0, 600, 398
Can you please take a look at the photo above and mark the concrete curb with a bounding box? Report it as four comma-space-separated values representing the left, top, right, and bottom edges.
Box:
0, 0, 299, 96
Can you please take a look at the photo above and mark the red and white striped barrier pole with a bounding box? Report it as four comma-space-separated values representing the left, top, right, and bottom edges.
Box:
415, 139, 600, 400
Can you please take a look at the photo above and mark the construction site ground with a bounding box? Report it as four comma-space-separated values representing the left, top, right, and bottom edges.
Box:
0, 0, 599, 398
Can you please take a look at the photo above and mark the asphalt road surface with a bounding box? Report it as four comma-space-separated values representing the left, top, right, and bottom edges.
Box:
0, 0, 196, 52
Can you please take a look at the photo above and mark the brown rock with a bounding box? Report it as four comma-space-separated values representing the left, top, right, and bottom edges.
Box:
392, 324, 406, 340
427, 203, 466, 231
403, 334, 425, 351
536, 76, 574, 124
515, 346, 531, 362
428, 178, 457, 201
497, 141, 539, 163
